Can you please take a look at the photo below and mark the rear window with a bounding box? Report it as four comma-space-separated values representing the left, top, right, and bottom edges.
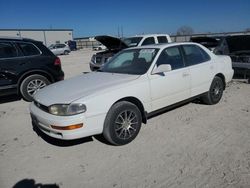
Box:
18, 42, 41, 56
141, 37, 155, 46
157, 36, 168, 44
0, 42, 18, 59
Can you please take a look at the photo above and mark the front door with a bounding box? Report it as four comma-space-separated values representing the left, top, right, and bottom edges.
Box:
149, 46, 191, 111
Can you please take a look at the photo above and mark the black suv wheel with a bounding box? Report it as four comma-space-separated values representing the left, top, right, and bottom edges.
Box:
20, 74, 50, 101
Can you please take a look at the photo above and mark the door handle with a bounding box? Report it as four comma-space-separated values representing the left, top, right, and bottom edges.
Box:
182, 72, 189, 77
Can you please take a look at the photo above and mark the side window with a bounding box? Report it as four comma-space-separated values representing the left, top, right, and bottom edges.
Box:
18, 43, 40, 56
183, 45, 209, 66
58, 44, 65, 48
0, 42, 18, 59
199, 47, 211, 61
141, 37, 155, 46
157, 36, 168, 44
156, 47, 184, 70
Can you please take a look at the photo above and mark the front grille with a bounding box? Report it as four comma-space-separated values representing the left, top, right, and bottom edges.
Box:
231, 55, 250, 63
34, 101, 49, 113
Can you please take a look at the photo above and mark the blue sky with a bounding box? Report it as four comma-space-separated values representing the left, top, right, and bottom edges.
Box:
0, 0, 250, 38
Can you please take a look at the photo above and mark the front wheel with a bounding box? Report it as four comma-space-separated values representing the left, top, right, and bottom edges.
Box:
201, 76, 224, 105
103, 101, 142, 145
20, 74, 50, 102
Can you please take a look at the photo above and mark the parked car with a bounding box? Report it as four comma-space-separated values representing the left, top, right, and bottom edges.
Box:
92, 44, 107, 51
190, 36, 220, 51
49, 44, 70, 55
89, 34, 172, 71
213, 35, 250, 83
0, 37, 64, 101
30, 42, 233, 145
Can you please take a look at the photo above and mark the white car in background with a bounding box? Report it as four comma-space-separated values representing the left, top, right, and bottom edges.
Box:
92, 44, 107, 51
30, 42, 233, 145
49, 44, 71, 55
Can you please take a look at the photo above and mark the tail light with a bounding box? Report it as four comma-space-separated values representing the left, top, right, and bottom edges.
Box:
54, 57, 61, 66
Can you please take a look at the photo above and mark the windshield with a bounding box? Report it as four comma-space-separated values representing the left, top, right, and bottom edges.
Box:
123, 37, 143, 47
101, 48, 159, 75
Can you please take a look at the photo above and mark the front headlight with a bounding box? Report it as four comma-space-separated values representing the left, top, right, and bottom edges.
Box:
48, 103, 86, 116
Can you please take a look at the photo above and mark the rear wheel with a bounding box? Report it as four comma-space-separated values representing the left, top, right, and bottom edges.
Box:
201, 76, 224, 105
20, 74, 50, 102
64, 50, 69, 55
103, 101, 142, 145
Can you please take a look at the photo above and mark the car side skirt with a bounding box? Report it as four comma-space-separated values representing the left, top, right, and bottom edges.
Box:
145, 93, 207, 120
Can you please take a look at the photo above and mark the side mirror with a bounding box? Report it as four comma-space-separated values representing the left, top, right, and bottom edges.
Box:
152, 64, 172, 74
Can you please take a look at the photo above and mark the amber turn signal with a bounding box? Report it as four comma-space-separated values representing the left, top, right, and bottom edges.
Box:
51, 123, 83, 130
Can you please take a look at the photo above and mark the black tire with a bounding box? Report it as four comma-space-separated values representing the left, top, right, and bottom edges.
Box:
201, 76, 224, 105
103, 101, 142, 145
64, 50, 69, 55
20, 74, 50, 102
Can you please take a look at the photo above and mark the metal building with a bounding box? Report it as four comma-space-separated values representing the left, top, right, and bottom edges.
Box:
0, 29, 73, 47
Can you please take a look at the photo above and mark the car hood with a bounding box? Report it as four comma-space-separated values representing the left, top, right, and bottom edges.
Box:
190, 37, 219, 48
95, 35, 128, 50
226, 35, 250, 54
34, 72, 139, 106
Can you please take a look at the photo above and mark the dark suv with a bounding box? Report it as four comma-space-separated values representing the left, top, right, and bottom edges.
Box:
0, 37, 64, 101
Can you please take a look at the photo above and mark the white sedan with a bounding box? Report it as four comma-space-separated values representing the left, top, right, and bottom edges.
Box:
30, 43, 234, 145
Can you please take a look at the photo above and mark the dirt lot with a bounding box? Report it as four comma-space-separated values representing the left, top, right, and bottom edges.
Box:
0, 50, 250, 188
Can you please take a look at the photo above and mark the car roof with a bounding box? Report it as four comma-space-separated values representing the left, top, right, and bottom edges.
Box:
127, 42, 200, 50
127, 34, 170, 38
0, 37, 38, 42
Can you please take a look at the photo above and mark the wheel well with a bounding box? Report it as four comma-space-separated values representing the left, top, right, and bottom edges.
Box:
116, 97, 147, 124
17, 71, 53, 94
215, 73, 226, 89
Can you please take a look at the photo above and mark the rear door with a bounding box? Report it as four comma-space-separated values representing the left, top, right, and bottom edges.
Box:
149, 46, 191, 111
0, 41, 20, 88
182, 44, 215, 97
15, 42, 45, 73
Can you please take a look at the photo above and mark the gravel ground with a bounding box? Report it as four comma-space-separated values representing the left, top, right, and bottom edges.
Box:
0, 49, 250, 188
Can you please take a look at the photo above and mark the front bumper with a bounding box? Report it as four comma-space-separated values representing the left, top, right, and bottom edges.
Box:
30, 102, 105, 140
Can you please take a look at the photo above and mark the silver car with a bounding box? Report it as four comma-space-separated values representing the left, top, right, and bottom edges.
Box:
49, 44, 70, 55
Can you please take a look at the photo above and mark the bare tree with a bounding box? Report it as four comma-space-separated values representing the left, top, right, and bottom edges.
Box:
245, 28, 250, 32
177, 26, 194, 35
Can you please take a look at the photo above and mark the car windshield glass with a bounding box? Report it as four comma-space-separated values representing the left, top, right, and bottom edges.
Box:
123, 37, 143, 47
101, 48, 159, 75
